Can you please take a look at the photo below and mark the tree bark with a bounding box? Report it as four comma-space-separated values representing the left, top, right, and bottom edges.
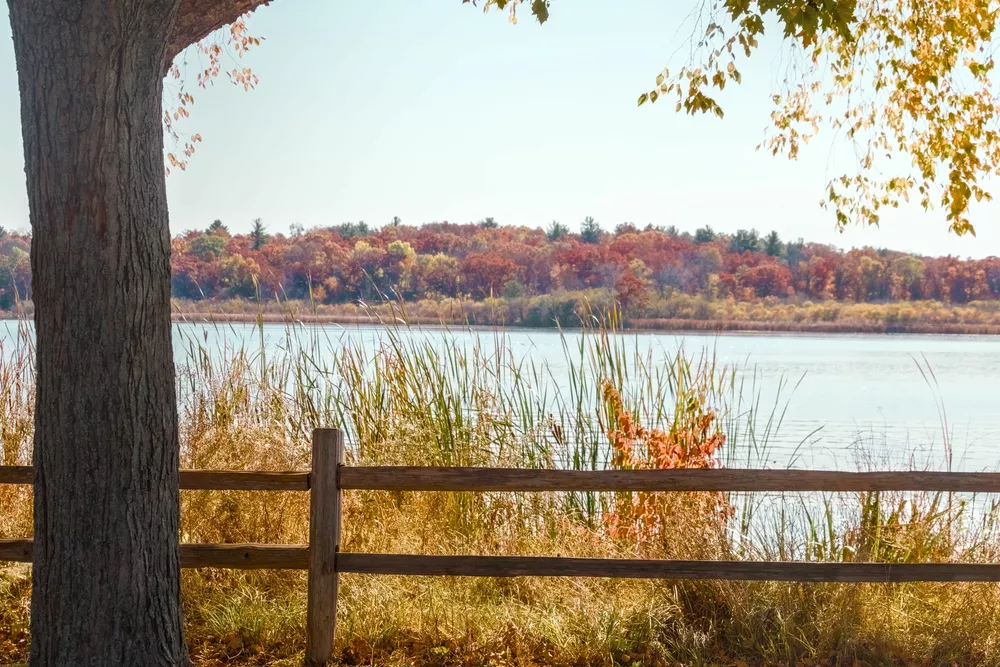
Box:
7, 0, 189, 664
167, 0, 271, 63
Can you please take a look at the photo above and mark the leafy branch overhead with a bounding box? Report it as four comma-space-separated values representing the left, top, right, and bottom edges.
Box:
164, 6, 265, 172
634, 0, 1000, 235
477, 0, 995, 235
464, 0, 551, 24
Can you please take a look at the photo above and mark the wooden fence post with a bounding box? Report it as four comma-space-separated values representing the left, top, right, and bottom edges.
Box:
306, 428, 343, 666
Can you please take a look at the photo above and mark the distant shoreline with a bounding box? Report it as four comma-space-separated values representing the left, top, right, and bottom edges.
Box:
3, 306, 999, 336
157, 312, 1000, 336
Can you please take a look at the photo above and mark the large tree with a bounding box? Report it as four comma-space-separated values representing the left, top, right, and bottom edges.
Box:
7, 0, 1000, 664
6, 0, 269, 664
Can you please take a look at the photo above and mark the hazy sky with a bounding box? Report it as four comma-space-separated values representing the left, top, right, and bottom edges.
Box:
1, 0, 998, 257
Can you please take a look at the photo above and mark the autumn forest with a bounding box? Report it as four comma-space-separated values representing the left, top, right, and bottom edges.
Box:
0, 217, 999, 330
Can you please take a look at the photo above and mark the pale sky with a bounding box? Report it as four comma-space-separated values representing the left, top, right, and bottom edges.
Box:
1, 0, 999, 258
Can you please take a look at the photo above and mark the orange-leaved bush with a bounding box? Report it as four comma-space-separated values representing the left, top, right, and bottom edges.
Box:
600, 379, 730, 552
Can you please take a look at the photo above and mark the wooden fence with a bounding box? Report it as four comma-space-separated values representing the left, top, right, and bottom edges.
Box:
4, 427, 1000, 665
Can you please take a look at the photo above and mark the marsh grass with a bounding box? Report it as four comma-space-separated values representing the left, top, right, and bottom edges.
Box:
3, 310, 1000, 665
171, 292, 1000, 335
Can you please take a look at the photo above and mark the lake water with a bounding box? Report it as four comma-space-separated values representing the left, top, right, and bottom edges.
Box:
7, 321, 1000, 473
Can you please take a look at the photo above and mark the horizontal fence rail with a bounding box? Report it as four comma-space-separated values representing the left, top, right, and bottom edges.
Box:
0, 466, 309, 491
179, 470, 310, 491
0, 539, 309, 569
336, 554, 1000, 583
9, 465, 1000, 494
339, 467, 1000, 493
0, 466, 30, 485
8, 539, 999, 583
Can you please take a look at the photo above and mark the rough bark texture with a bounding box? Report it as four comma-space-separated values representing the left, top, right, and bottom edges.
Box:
7, 0, 189, 664
167, 0, 271, 63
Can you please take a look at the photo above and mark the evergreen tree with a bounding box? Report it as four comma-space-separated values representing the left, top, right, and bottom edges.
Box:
546, 220, 570, 241
580, 216, 602, 244
251, 218, 268, 250
694, 226, 716, 243
730, 228, 761, 254
764, 230, 783, 257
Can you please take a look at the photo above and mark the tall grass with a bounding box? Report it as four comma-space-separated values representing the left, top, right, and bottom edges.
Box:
3, 313, 1000, 665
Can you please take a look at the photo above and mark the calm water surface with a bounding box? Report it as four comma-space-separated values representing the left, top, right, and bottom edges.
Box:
6, 321, 1000, 472
177, 323, 1000, 471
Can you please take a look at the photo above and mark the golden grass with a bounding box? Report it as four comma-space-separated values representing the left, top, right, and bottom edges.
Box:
167, 292, 1000, 335
3, 316, 1000, 665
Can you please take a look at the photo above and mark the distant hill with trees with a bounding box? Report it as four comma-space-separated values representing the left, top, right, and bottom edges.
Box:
165, 218, 1000, 306
3, 218, 1000, 330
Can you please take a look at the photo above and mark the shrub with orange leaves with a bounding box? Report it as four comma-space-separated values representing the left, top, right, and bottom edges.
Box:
601, 379, 730, 553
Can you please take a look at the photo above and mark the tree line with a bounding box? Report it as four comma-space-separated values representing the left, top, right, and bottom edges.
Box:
163, 217, 1000, 309
1, 218, 998, 311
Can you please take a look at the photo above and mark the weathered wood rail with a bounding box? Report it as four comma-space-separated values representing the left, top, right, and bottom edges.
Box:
338, 467, 1000, 493
3, 428, 1000, 665
0, 465, 310, 490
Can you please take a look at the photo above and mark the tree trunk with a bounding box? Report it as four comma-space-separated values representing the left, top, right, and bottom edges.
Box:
7, 1, 188, 664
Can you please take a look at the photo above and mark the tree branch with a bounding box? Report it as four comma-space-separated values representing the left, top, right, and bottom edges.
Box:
167, 0, 271, 64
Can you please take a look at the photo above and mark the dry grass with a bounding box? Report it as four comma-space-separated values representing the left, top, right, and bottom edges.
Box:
3, 314, 1000, 665
165, 292, 1000, 336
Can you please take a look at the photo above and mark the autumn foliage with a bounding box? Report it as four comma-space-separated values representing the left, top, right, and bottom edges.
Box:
163, 221, 1000, 309
3, 220, 1000, 315
601, 379, 729, 549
